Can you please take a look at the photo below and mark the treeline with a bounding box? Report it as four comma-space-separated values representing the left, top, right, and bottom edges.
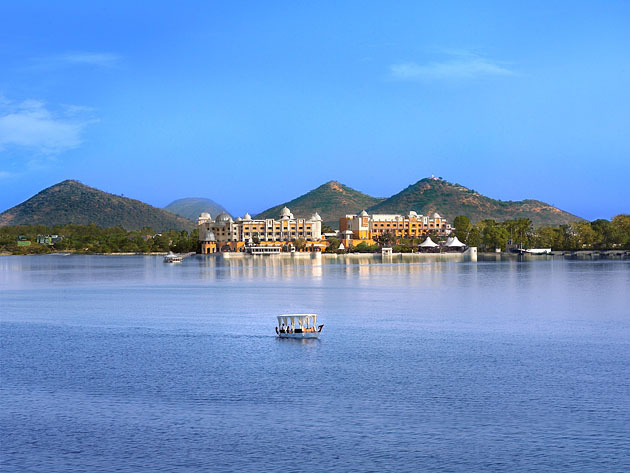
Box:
453, 215, 630, 251
0, 224, 199, 255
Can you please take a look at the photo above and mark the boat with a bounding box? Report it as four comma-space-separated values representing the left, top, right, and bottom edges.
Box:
525, 248, 552, 255
163, 251, 183, 263
275, 314, 324, 339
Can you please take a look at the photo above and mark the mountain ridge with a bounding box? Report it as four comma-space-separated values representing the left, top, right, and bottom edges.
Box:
164, 197, 231, 221
368, 178, 582, 225
0, 180, 195, 231
254, 181, 385, 226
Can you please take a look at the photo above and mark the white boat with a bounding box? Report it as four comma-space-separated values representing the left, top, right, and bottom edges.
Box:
525, 248, 552, 255
275, 314, 323, 339
163, 252, 183, 263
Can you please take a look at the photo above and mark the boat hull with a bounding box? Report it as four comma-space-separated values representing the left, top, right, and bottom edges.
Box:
277, 332, 321, 339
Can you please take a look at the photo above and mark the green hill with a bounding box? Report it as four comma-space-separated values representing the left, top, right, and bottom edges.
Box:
368, 177, 582, 225
255, 181, 384, 227
0, 180, 195, 231
164, 197, 231, 221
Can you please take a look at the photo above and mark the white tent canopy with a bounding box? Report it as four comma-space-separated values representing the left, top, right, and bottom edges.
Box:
419, 237, 438, 247
277, 314, 317, 328
445, 236, 465, 247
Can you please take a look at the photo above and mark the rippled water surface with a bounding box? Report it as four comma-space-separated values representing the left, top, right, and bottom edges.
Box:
1, 255, 629, 472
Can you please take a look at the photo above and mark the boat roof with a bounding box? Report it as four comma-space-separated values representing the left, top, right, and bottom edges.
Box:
277, 313, 317, 323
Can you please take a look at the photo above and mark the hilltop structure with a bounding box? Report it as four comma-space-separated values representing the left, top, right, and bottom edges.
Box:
198, 207, 324, 253
339, 211, 450, 248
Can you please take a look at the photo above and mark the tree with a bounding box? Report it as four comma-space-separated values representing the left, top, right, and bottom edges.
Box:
294, 238, 306, 251
590, 219, 625, 249
481, 220, 509, 251
467, 226, 482, 248
611, 214, 630, 248
453, 216, 471, 243
503, 218, 533, 247
325, 237, 341, 252
353, 241, 378, 253
531, 226, 559, 249
570, 222, 597, 249
374, 232, 395, 247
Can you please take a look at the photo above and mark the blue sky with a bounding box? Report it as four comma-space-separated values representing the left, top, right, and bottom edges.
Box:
0, 1, 628, 221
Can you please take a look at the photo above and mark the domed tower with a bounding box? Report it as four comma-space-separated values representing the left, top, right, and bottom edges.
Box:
198, 212, 212, 225
309, 212, 323, 240
280, 206, 294, 220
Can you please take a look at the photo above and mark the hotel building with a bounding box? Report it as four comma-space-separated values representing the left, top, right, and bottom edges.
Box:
198, 207, 324, 253
339, 210, 449, 247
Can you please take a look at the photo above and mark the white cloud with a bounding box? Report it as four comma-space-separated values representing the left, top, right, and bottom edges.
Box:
56, 52, 120, 67
31, 51, 120, 69
390, 52, 515, 81
0, 98, 93, 156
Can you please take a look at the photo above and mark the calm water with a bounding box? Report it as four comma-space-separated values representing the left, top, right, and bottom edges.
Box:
1, 254, 629, 472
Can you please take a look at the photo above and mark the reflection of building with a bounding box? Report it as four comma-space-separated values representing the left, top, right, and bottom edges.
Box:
198, 207, 324, 253
339, 210, 449, 247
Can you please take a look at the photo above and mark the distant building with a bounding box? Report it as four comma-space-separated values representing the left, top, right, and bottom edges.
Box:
36, 234, 62, 246
339, 210, 450, 247
17, 235, 32, 247
198, 207, 324, 253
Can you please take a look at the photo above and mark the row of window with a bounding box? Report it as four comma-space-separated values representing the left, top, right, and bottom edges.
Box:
243, 232, 313, 237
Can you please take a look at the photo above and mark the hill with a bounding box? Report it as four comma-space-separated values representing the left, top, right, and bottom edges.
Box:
255, 181, 384, 226
368, 177, 582, 225
164, 197, 231, 221
0, 180, 195, 231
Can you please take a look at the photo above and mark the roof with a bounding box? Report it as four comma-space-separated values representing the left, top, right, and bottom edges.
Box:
277, 314, 317, 324
216, 212, 232, 223
445, 236, 465, 247
419, 236, 438, 247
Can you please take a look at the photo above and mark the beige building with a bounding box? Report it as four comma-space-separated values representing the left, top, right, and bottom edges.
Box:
199, 207, 323, 253
338, 210, 449, 247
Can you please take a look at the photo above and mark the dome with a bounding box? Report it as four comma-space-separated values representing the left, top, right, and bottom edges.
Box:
243, 212, 252, 220
359, 210, 369, 217
203, 231, 216, 242
432, 212, 441, 219
311, 212, 322, 221
216, 212, 233, 223
200, 212, 211, 219
235, 217, 243, 222
408, 211, 418, 217
280, 206, 294, 219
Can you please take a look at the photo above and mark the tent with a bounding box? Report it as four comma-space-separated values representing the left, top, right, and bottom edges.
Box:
419, 237, 438, 248
444, 236, 465, 247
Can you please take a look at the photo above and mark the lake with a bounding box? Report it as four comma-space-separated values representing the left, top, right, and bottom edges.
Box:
1, 254, 629, 472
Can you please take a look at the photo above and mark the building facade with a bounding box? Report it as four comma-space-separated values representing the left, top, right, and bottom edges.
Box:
339, 210, 449, 247
198, 207, 324, 253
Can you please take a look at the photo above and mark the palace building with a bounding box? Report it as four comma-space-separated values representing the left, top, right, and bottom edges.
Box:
198, 207, 324, 253
338, 210, 449, 247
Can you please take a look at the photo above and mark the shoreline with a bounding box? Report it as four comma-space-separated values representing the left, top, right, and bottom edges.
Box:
2, 249, 629, 262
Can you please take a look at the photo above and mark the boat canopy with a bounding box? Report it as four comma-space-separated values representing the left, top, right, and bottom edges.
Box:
419, 237, 438, 247
277, 313, 317, 328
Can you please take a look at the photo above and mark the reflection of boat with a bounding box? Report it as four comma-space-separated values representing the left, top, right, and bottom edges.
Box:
275, 314, 324, 339
163, 252, 183, 263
